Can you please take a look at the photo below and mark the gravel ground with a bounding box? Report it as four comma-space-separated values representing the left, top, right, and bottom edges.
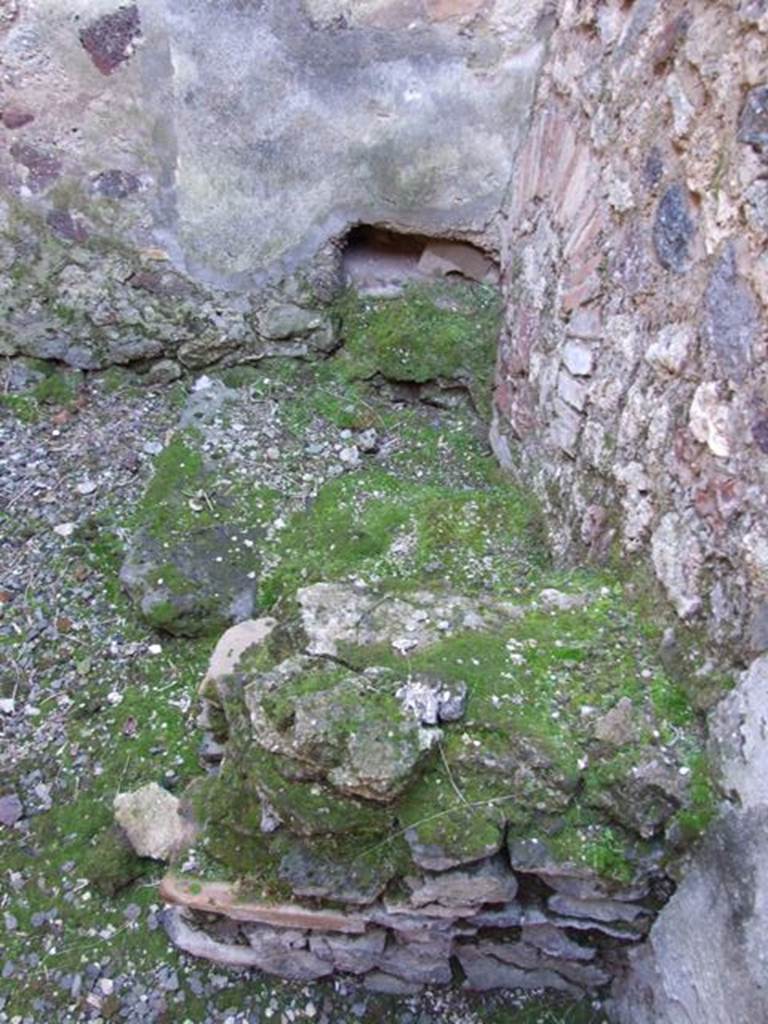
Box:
0, 360, 606, 1024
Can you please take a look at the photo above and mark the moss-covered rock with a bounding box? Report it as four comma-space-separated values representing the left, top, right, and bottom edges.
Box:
192, 570, 716, 893
120, 430, 278, 635
334, 281, 502, 417
238, 656, 440, 804
120, 524, 260, 637
82, 826, 151, 897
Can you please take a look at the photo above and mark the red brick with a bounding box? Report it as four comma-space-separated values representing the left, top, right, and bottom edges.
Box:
555, 145, 596, 228
159, 875, 368, 934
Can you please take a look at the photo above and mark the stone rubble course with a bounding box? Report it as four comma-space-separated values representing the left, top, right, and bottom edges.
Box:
159, 872, 653, 997
155, 578, 708, 998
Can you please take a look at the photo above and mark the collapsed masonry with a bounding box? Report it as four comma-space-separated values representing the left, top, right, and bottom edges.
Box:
138, 582, 706, 996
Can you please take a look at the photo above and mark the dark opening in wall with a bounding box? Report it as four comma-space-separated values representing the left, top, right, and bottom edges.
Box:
341, 225, 499, 297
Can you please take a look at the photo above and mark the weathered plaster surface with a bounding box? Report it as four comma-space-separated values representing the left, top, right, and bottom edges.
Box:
0, 0, 545, 288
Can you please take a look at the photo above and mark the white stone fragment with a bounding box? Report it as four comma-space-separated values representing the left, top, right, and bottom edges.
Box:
561, 340, 594, 377
645, 324, 693, 376
114, 783, 193, 861
689, 382, 732, 458
339, 445, 360, 466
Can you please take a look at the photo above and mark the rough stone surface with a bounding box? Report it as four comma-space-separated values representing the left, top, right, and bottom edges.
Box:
701, 242, 760, 383
652, 184, 695, 273
610, 653, 768, 1022
493, 0, 768, 660
120, 526, 258, 637
80, 5, 142, 76
308, 931, 387, 975
407, 859, 518, 909
278, 841, 397, 906
688, 382, 733, 458
610, 807, 768, 1024
163, 908, 332, 979
396, 675, 468, 726
113, 783, 192, 861
0, 792, 23, 827
456, 944, 582, 996
593, 697, 636, 747
710, 655, 768, 810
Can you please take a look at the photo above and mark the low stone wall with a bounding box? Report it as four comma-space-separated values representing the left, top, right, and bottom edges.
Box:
493, 0, 768, 660
141, 581, 708, 999
159, 863, 653, 996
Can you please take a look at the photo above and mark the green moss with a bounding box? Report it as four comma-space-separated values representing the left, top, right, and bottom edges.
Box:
482, 1001, 605, 1024
395, 761, 509, 864
581, 827, 634, 883
97, 366, 138, 394
213, 671, 399, 840
0, 360, 81, 419
649, 671, 696, 727
333, 281, 502, 417
259, 663, 355, 731
512, 807, 638, 886
261, 466, 546, 608
215, 364, 266, 390
189, 772, 294, 896
143, 597, 184, 630
327, 570, 710, 879
51, 302, 80, 325
82, 826, 151, 896
134, 428, 281, 545
672, 751, 718, 842
136, 430, 209, 537
32, 368, 80, 406
0, 393, 40, 422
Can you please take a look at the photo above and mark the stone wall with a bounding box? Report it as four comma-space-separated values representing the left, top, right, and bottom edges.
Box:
0, 0, 545, 374
491, 3, 768, 1021
158, 863, 650, 998
493, 0, 768, 660
5, 0, 766, 649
